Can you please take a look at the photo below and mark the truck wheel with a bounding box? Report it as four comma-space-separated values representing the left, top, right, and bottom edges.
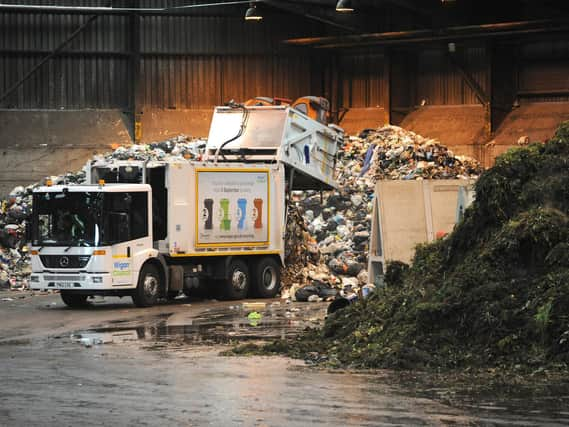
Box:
60, 291, 90, 308
253, 257, 281, 298
132, 264, 162, 307
222, 259, 250, 300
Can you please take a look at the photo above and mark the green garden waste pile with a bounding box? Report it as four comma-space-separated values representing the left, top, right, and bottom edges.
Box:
241, 121, 569, 371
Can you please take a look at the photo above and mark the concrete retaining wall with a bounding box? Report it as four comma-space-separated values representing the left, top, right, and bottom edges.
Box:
139, 108, 213, 142
0, 109, 131, 196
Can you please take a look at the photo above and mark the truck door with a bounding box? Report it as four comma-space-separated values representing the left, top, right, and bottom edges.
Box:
106, 191, 151, 287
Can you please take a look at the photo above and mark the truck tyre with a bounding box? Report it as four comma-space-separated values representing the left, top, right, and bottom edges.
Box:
221, 259, 250, 300
132, 264, 162, 307
252, 257, 281, 298
60, 291, 90, 308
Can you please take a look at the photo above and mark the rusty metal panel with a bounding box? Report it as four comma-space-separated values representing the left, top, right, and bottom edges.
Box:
220, 55, 311, 103
463, 47, 489, 104
340, 52, 386, 108
416, 47, 489, 106
140, 54, 313, 109
518, 60, 569, 93
517, 40, 569, 95
417, 50, 445, 105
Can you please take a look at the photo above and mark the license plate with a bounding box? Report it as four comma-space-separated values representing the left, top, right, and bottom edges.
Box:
56, 282, 74, 288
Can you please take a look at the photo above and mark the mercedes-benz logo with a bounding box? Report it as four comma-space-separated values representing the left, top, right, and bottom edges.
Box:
59, 256, 70, 267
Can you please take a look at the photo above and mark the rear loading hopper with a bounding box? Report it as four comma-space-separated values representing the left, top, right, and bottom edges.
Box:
205, 105, 344, 191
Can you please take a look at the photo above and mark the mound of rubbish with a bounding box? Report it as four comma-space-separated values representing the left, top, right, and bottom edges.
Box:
365, 125, 483, 180
281, 135, 375, 301
255, 121, 569, 370
282, 125, 481, 302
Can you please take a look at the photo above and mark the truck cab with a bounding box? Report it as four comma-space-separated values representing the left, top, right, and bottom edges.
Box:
29, 183, 161, 307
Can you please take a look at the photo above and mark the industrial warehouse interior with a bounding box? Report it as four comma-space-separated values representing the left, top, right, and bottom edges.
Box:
0, 1, 568, 425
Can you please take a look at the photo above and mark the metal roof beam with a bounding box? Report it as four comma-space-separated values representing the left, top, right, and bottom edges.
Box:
263, 0, 357, 33
0, 1, 258, 15
284, 19, 569, 48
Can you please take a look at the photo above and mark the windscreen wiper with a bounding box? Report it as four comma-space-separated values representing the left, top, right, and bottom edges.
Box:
64, 238, 89, 252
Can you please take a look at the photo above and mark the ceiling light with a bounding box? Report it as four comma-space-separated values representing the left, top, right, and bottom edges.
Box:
245, 4, 262, 21
336, 0, 354, 13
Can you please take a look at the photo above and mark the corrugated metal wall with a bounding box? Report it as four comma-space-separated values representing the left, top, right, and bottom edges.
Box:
0, 8, 322, 109
416, 46, 488, 105
139, 15, 318, 107
338, 45, 490, 109
1, 2, 568, 112
0, 12, 131, 108
140, 54, 314, 108
341, 52, 386, 108
517, 40, 569, 102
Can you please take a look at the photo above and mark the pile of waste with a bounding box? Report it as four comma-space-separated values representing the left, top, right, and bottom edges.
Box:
102, 136, 206, 161
263, 121, 569, 370
281, 134, 375, 302
365, 125, 483, 180
282, 125, 481, 302
0, 186, 33, 289
0, 135, 205, 290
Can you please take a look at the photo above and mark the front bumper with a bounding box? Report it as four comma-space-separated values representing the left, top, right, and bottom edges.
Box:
29, 272, 126, 291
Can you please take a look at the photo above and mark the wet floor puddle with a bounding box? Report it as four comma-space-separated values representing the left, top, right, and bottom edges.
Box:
69, 301, 327, 350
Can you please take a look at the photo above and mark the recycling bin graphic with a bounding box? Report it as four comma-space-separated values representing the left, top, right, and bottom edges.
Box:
195, 170, 269, 247
237, 198, 247, 230
254, 198, 263, 229
219, 198, 231, 231
203, 198, 213, 230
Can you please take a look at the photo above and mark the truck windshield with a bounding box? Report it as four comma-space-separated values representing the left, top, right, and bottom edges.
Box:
32, 192, 102, 247
32, 191, 148, 247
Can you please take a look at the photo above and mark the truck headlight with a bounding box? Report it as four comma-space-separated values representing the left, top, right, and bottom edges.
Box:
30, 275, 40, 283
92, 276, 103, 283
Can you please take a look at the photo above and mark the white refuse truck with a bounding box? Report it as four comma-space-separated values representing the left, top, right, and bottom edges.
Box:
28, 99, 343, 307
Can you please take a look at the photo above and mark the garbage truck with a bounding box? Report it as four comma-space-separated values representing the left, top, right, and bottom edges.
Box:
28, 99, 343, 307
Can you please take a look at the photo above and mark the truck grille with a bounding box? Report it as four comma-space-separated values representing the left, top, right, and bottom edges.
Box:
44, 275, 84, 282
40, 255, 91, 269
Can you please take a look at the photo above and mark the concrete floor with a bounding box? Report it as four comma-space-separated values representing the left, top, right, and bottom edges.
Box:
1, 291, 568, 426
